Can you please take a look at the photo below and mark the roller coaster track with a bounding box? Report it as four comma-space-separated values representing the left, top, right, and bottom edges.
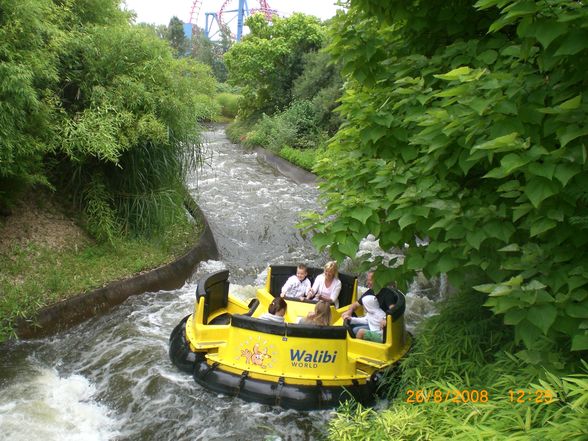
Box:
188, 0, 203, 24
218, 0, 276, 39
190, 0, 276, 41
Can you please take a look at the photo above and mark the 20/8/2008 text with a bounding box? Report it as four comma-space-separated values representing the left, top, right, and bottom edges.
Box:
405, 389, 488, 403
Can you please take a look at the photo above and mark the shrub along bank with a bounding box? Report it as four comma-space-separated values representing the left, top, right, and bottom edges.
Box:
0, 0, 218, 342
222, 13, 342, 174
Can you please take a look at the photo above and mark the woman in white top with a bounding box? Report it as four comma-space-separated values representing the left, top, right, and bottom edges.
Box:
280, 264, 311, 299
305, 261, 342, 308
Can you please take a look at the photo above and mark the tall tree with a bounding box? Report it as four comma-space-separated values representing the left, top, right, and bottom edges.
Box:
167, 16, 189, 57
224, 13, 325, 117
190, 29, 228, 82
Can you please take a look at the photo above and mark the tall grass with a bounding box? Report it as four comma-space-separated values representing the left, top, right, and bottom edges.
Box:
280, 145, 324, 172
329, 291, 588, 440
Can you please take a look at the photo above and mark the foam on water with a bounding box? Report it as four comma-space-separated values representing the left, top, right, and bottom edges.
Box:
0, 368, 119, 441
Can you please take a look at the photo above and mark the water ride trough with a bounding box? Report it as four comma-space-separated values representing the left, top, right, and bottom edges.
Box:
169, 265, 412, 409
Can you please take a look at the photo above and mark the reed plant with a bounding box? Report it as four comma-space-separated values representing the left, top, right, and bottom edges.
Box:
329, 291, 588, 440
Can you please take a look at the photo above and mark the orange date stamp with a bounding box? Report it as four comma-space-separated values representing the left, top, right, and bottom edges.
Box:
405, 389, 489, 404
404, 388, 555, 404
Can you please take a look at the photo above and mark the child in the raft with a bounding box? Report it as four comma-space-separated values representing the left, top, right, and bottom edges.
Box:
348, 295, 386, 342
299, 300, 331, 326
280, 264, 311, 299
259, 297, 288, 323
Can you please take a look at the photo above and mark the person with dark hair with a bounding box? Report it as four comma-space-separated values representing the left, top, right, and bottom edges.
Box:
280, 264, 311, 299
259, 297, 288, 323
341, 271, 398, 336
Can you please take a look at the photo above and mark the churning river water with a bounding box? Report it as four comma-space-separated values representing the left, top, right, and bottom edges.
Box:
0, 126, 442, 441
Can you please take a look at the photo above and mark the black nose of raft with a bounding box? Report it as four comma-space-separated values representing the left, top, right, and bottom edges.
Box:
169, 265, 412, 410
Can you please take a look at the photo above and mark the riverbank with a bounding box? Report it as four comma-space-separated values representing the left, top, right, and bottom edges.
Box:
0, 189, 218, 342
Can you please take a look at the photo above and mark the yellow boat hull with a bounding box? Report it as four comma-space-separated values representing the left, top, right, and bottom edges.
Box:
169, 266, 412, 409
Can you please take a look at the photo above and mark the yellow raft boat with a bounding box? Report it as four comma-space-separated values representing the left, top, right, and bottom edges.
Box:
169, 265, 412, 409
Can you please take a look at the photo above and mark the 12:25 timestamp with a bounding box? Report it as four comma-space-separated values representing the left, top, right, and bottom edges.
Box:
508, 389, 554, 404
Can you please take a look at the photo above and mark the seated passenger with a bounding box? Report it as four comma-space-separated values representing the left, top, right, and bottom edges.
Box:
280, 264, 311, 299
347, 295, 386, 342
341, 271, 397, 336
305, 261, 342, 308
299, 300, 331, 326
259, 297, 287, 323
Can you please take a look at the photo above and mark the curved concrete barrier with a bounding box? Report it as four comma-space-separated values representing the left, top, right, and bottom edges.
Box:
253, 147, 317, 185
14, 199, 219, 340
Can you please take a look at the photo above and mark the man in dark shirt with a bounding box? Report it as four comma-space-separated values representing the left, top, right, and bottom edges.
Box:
341, 271, 399, 336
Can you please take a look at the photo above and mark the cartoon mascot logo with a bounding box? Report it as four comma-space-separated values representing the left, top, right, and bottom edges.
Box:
241, 343, 271, 368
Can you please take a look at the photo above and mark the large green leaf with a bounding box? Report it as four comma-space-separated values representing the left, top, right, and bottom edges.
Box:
501, 153, 531, 174
527, 305, 557, 334
472, 132, 521, 152
524, 177, 560, 208
434, 255, 460, 273
489, 285, 513, 297
504, 308, 526, 325
350, 206, 373, 224
571, 334, 588, 351
554, 29, 588, 56
466, 228, 486, 250
311, 232, 332, 250
558, 95, 582, 111
517, 320, 542, 348
557, 125, 588, 148
518, 18, 569, 49
554, 163, 580, 187
530, 217, 557, 237
433, 66, 471, 81
566, 301, 588, 319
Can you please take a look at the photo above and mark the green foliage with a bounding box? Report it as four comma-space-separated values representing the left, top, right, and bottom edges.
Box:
329, 400, 431, 440
292, 48, 344, 135
167, 16, 189, 57
190, 30, 228, 82
216, 93, 241, 118
0, 0, 59, 208
243, 100, 324, 152
301, 0, 588, 356
225, 118, 255, 144
328, 292, 588, 440
280, 145, 323, 172
0, 0, 218, 240
224, 13, 325, 117
51, 19, 217, 239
